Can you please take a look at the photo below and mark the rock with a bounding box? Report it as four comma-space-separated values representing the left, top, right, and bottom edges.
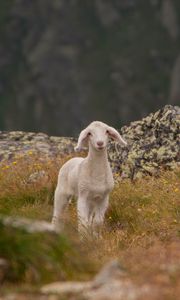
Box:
41, 281, 91, 294
109, 105, 180, 179
92, 260, 126, 287
0, 215, 55, 233
0, 132, 76, 162
1, 293, 58, 300
85, 260, 154, 300
41, 259, 158, 300
84, 279, 154, 300
41, 260, 126, 295
27, 170, 49, 184
0, 105, 179, 180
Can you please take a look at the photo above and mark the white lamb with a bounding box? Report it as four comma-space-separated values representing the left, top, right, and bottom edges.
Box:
52, 121, 127, 235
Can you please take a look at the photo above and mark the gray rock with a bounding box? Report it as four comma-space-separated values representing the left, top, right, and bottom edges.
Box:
0, 133, 77, 162
92, 260, 126, 287
42, 281, 92, 294
41, 259, 158, 300
109, 105, 180, 179
27, 170, 48, 184
0, 215, 55, 233
84, 280, 155, 300
1, 294, 58, 300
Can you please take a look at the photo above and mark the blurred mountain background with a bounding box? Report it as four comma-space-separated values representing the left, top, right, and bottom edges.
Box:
0, 0, 180, 136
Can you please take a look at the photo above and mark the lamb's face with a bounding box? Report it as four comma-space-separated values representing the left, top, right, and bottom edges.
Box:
88, 122, 109, 151
75, 121, 127, 152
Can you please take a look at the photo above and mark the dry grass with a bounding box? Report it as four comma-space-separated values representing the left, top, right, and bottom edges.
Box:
0, 152, 179, 298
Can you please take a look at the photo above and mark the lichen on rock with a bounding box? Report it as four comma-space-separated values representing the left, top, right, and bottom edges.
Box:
108, 105, 180, 179
0, 131, 77, 161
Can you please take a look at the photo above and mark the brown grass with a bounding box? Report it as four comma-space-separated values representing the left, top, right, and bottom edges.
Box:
0, 153, 179, 299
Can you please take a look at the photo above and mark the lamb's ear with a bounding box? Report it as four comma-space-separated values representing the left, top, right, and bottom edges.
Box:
107, 126, 127, 146
74, 127, 90, 151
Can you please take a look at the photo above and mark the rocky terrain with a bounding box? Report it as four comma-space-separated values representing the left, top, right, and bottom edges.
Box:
0, 132, 76, 161
0, 105, 179, 179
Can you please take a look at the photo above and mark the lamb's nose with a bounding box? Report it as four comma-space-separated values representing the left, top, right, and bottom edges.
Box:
97, 141, 104, 147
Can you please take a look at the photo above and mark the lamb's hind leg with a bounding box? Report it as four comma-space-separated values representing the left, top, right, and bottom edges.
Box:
52, 187, 69, 231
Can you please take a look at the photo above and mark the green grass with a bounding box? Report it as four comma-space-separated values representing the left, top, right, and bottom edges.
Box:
0, 221, 69, 282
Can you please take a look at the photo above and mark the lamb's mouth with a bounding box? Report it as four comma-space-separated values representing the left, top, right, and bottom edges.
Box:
96, 146, 105, 151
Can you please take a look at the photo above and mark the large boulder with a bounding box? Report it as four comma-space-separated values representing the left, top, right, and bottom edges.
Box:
109, 105, 180, 179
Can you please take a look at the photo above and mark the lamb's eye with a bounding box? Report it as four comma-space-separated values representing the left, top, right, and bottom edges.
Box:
88, 132, 92, 136
106, 130, 109, 134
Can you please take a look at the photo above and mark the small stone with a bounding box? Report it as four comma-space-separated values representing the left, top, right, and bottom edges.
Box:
0, 215, 55, 233
27, 170, 48, 184
41, 281, 91, 294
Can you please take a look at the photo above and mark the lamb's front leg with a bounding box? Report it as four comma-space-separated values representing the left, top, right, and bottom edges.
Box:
92, 195, 109, 237
77, 194, 92, 235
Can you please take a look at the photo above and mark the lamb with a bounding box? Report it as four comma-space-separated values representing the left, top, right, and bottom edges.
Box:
52, 121, 127, 235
